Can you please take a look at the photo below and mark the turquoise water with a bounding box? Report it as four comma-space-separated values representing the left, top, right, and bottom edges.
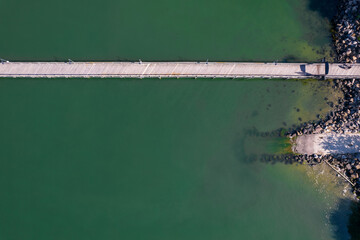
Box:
0, 0, 350, 239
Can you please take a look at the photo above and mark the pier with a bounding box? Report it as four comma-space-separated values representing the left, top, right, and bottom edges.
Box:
1, 61, 360, 79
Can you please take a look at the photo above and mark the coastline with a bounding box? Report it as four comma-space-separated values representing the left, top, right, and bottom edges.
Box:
279, 1, 360, 237
286, 0, 360, 200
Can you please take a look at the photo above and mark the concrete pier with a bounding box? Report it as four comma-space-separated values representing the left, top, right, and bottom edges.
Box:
1, 61, 360, 79
293, 133, 360, 155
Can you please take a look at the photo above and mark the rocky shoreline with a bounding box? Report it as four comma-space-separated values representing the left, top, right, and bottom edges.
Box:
334, 0, 360, 63
241, 0, 360, 200
287, 78, 360, 198
280, 0, 360, 199
285, 2, 360, 199
259, 0, 360, 199
244, 78, 360, 197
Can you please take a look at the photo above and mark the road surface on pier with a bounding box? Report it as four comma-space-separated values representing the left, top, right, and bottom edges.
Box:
1, 61, 360, 79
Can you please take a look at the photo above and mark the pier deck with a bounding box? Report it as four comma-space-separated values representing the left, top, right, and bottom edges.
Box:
1, 61, 360, 79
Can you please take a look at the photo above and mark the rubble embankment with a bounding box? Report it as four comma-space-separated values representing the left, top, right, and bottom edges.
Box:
334, 0, 360, 63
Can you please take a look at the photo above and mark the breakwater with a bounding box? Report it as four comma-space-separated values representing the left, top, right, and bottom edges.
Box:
0, 61, 360, 79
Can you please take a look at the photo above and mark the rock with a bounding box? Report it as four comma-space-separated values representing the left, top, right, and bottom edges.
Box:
346, 164, 352, 170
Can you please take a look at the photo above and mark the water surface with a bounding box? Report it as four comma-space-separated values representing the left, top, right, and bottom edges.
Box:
0, 0, 350, 239
0, 79, 344, 239
0, 0, 334, 61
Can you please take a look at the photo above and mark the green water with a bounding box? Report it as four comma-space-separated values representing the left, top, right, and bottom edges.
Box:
0, 79, 344, 239
0, 0, 351, 239
0, 0, 333, 61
